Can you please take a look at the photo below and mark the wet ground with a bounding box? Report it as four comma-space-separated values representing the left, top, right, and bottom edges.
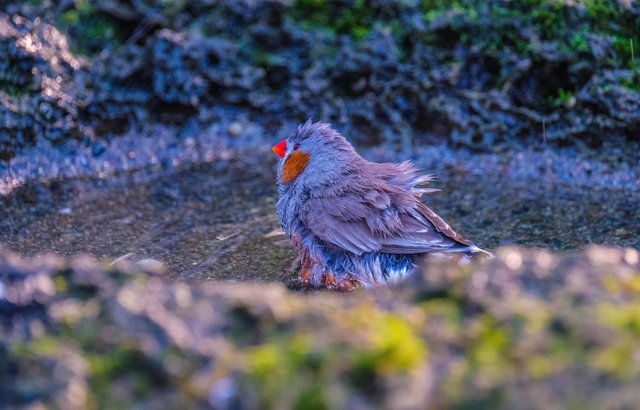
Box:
1, 156, 638, 284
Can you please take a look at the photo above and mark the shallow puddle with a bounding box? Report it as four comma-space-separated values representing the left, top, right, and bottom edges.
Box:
1, 159, 638, 283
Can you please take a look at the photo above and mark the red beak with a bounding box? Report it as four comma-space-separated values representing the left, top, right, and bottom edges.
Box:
272, 139, 287, 158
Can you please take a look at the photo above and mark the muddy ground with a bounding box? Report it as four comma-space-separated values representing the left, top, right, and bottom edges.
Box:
1, 154, 638, 285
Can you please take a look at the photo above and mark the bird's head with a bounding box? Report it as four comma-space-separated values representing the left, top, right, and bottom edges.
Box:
272, 120, 359, 188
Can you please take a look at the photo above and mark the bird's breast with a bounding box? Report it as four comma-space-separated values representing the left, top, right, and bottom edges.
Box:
281, 151, 310, 183
276, 188, 302, 235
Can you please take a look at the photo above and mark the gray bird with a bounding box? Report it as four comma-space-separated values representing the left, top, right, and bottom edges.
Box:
273, 120, 489, 290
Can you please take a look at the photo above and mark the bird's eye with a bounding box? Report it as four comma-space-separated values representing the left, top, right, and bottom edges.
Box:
293, 143, 301, 151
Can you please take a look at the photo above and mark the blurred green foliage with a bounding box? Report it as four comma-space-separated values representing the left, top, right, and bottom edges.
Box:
294, 0, 375, 40
58, 0, 129, 55
3, 247, 640, 408
244, 307, 427, 408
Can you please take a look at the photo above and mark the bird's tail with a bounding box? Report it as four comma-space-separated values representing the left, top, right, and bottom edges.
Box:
465, 245, 494, 258
429, 244, 494, 264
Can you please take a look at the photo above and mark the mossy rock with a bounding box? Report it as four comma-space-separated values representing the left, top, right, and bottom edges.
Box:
2, 246, 640, 408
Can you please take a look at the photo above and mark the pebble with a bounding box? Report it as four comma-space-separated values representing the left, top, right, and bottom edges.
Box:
228, 122, 242, 137
138, 258, 167, 275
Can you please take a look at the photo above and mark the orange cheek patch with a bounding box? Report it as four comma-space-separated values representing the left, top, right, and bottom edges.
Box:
282, 151, 310, 183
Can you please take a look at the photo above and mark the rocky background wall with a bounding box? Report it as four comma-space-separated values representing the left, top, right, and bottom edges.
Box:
1, 0, 639, 161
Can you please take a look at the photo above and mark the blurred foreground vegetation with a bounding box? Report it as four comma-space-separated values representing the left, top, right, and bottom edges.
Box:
2, 246, 640, 409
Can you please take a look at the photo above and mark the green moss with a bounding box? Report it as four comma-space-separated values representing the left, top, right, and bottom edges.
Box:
54, 275, 68, 292
583, 0, 639, 68
293, 386, 329, 410
0, 83, 31, 98
552, 88, 576, 107
597, 301, 640, 336
293, 0, 379, 40
57, 0, 130, 55
88, 349, 166, 400
12, 336, 63, 358
355, 314, 428, 374
468, 315, 511, 370
248, 344, 280, 380
418, 0, 639, 68
454, 388, 506, 410
251, 48, 287, 68
569, 32, 591, 53
621, 68, 640, 92
246, 334, 331, 408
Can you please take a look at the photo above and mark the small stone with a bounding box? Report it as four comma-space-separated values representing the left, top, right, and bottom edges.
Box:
92, 143, 106, 157
137, 259, 167, 275
228, 121, 243, 137
564, 96, 577, 109
614, 228, 629, 238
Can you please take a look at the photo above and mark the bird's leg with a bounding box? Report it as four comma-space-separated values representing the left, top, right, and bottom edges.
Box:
321, 270, 336, 288
295, 238, 314, 285
322, 271, 363, 291
336, 274, 364, 291
299, 255, 313, 284
294, 237, 327, 286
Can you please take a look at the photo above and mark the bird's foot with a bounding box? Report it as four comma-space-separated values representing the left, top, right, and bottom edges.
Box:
322, 271, 363, 291
298, 265, 312, 284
